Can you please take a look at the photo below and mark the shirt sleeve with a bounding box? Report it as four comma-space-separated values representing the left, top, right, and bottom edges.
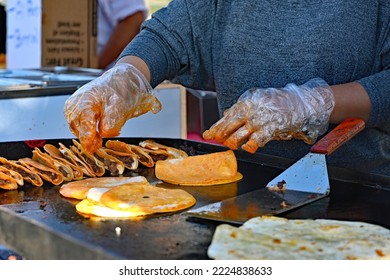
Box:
357, 2, 390, 127
110, 0, 148, 23
119, 0, 215, 89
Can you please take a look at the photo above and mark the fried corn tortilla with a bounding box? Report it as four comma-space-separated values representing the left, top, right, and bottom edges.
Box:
70, 140, 106, 177
18, 157, 64, 186
75, 199, 145, 218
58, 142, 96, 177
94, 148, 125, 176
76, 182, 196, 218
43, 144, 84, 180
155, 150, 243, 186
0, 166, 24, 186
0, 171, 19, 190
100, 183, 196, 213
207, 216, 390, 260
32, 148, 74, 182
59, 176, 148, 200
102, 147, 139, 170
139, 139, 188, 160
0, 157, 43, 187
105, 140, 155, 168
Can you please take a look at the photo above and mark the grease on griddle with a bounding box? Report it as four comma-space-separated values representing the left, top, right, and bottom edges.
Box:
39, 200, 47, 210
268, 180, 287, 192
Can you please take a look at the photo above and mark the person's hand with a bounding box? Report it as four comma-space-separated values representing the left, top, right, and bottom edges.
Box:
64, 63, 162, 154
203, 78, 335, 153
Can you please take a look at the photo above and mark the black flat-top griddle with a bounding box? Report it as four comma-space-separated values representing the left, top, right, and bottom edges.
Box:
0, 138, 390, 260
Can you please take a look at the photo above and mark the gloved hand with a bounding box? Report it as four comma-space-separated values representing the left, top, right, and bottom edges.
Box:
203, 78, 335, 153
64, 63, 162, 154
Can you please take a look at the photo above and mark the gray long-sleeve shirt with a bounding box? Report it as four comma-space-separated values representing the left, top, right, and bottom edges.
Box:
120, 0, 390, 175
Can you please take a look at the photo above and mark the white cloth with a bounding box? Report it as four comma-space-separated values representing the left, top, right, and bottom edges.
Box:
97, 0, 147, 55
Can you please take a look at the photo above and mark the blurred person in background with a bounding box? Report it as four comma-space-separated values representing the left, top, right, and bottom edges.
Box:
98, 0, 148, 69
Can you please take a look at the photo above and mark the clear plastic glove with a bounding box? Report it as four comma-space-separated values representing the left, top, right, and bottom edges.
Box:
64, 63, 162, 154
203, 78, 335, 153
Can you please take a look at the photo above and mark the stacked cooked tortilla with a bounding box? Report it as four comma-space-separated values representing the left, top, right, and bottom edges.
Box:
155, 150, 243, 186
60, 176, 196, 218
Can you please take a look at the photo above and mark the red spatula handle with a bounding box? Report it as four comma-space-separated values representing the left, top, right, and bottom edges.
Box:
310, 118, 365, 155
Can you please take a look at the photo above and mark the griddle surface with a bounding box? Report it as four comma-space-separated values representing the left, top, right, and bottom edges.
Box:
1, 138, 390, 259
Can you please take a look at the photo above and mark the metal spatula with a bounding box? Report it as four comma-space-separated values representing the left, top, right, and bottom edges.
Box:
266, 118, 365, 193
186, 118, 365, 224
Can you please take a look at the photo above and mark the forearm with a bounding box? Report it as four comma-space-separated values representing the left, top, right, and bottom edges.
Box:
329, 82, 371, 124
99, 11, 146, 69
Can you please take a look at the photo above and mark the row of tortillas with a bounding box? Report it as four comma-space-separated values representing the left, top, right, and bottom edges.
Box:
59, 176, 196, 218
0, 139, 191, 190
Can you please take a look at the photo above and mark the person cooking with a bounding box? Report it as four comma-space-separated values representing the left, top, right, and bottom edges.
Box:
64, 0, 390, 176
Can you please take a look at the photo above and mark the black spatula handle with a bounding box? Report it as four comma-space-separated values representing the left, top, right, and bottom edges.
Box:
310, 118, 365, 155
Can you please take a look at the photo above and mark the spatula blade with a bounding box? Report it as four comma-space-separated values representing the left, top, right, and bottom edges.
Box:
266, 152, 329, 195
186, 187, 327, 225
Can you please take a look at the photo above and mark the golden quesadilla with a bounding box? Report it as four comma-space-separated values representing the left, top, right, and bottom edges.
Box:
155, 150, 243, 186
59, 176, 148, 200
76, 182, 196, 218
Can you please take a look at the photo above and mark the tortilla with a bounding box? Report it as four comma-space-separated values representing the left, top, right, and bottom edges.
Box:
0, 166, 24, 186
71, 140, 106, 177
75, 199, 144, 218
139, 139, 188, 160
0, 171, 19, 190
93, 147, 125, 176
58, 142, 96, 177
32, 147, 74, 182
100, 183, 196, 213
105, 140, 154, 168
59, 176, 148, 200
76, 182, 196, 218
43, 144, 84, 180
207, 216, 390, 260
0, 157, 43, 187
155, 150, 243, 186
102, 147, 139, 170
106, 140, 154, 167
18, 157, 64, 185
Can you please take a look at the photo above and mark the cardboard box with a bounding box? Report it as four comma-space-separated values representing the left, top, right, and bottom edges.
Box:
6, 0, 97, 69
